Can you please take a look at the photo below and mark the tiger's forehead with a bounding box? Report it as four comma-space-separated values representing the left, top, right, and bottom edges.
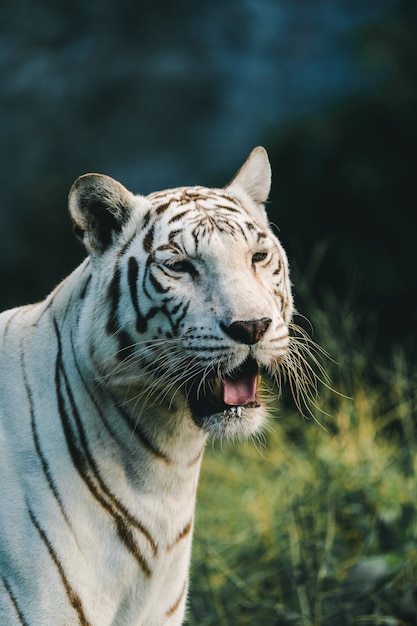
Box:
146, 185, 264, 236
147, 185, 242, 215
143, 185, 270, 255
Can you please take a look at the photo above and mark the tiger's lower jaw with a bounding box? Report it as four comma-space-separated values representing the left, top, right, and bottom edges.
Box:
191, 404, 266, 440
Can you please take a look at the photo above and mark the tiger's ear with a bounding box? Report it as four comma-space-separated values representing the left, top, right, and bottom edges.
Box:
69, 173, 136, 254
226, 146, 271, 207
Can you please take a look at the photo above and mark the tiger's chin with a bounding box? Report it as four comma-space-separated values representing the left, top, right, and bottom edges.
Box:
191, 404, 267, 440
188, 356, 267, 440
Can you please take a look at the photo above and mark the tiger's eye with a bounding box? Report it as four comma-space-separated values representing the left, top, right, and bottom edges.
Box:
166, 260, 198, 277
252, 252, 268, 263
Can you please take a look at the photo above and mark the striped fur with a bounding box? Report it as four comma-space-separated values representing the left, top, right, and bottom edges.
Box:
0, 147, 293, 625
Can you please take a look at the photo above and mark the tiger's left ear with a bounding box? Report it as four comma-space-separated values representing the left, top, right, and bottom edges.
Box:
226, 147, 271, 225
69, 173, 137, 255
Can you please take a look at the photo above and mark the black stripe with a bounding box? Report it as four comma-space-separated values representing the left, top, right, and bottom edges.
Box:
152, 243, 174, 253
141, 208, 152, 226
168, 229, 182, 244
256, 231, 268, 242
184, 332, 223, 342
149, 270, 169, 294
229, 219, 250, 243
62, 291, 76, 323
127, 256, 146, 333
28, 507, 92, 626
118, 232, 137, 258
127, 256, 159, 333
79, 274, 92, 300
32, 296, 56, 326
106, 264, 121, 336
191, 221, 213, 243
155, 200, 175, 215
20, 347, 70, 526
3, 308, 23, 339
1, 577, 29, 626
160, 300, 190, 336
188, 445, 206, 467
221, 192, 244, 205
117, 329, 136, 361
273, 259, 282, 275
172, 343, 225, 354
171, 300, 190, 333
143, 224, 154, 253
168, 209, 190, 224
105, 263, 135, 358
213, 203, 242, 214
167, 519, 193, 551
31, 278, 68, 327
166, 579, 188, 618
53, 320, 156, 575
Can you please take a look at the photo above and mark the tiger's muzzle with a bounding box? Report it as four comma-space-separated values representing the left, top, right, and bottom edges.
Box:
187, 356, 261, 424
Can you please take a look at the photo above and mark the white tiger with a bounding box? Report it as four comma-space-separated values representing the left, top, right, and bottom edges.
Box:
0, 147, 294, 625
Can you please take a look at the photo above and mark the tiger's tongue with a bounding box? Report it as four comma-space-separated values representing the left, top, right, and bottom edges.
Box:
222, 373, 257, 406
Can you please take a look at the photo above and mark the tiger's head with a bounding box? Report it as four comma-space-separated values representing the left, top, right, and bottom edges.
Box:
69, 147, 294, 439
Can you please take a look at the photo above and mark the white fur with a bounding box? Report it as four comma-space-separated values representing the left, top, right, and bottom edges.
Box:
0, 148, 293, 625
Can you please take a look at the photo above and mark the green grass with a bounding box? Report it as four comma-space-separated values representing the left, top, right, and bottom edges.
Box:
187, 304, 417, 625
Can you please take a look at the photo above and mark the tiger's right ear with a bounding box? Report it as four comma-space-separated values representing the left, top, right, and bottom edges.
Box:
68, 173, 137, 255
225, 147, 271, 228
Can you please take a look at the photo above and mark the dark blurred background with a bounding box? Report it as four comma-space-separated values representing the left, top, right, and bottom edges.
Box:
1, 0, 415, 358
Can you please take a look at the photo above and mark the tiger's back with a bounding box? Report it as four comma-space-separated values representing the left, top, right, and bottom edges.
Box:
0, 148, 294, 625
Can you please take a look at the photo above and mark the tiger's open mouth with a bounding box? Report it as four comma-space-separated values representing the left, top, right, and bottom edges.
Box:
188, 356, 261, 421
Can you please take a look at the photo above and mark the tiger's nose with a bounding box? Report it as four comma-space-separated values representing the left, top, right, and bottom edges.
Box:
221, 318, 272, 345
